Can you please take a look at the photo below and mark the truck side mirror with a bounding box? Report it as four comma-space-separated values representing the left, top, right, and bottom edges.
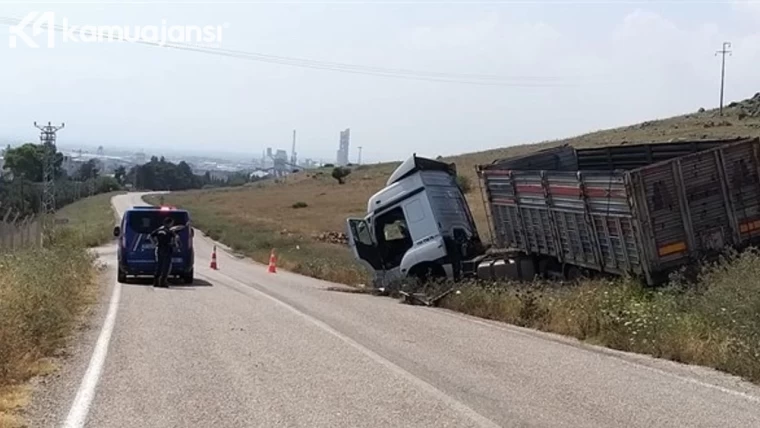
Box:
113, 226, 121, 237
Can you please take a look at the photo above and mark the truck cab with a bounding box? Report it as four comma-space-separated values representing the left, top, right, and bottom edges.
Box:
346, 155, 484, 289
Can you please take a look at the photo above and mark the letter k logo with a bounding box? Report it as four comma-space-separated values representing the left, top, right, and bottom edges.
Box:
9, 12, 56, 48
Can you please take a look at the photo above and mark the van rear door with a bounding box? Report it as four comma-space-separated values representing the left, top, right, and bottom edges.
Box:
126, 210, 190, 262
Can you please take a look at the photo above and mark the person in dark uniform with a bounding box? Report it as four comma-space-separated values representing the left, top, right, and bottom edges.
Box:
150, 216, 177, 287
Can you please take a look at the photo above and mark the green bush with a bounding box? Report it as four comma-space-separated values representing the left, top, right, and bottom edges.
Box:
331, 167, 352, 185
456, 175, 472, 194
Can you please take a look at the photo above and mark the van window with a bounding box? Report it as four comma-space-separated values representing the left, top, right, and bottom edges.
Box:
127, 211, 188, 234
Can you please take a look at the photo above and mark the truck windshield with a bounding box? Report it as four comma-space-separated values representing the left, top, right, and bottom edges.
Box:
127, 211, 189, 234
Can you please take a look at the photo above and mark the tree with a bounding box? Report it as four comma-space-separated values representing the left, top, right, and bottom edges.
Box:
114, 166, 127, 185
76, 159, 100, 181
126, 158, 202, 191
3, 142, 64, 181
331, 166, 351, 185
4, 143, 42, 181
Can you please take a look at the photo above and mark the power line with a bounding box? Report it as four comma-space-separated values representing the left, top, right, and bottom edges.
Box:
0, 16, 583, 87
177, 45, 566, 82
715, 41, 732, 116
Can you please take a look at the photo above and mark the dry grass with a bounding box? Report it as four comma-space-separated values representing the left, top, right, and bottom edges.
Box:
147, 188, 373, 285
0, 386, 28, 428
443, 248, 760, 383
55, 191, 124, 247
0, 193, 117, 426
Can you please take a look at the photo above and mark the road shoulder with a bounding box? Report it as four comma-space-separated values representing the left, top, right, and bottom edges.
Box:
23, 245, 117, 428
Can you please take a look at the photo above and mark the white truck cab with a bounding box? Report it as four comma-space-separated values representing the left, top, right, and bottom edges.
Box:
346, 154, 485, 289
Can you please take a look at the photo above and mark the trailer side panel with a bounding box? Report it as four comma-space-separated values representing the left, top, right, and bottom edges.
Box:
722, 141, 760, 241
631, 138, 760, 275
482, 169, 643, 275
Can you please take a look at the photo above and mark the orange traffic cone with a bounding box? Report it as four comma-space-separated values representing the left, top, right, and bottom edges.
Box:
210, 245, 218, 270
267, 249, 277, 273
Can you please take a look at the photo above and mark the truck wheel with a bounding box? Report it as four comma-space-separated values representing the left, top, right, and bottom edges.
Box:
411, 264, 446, 286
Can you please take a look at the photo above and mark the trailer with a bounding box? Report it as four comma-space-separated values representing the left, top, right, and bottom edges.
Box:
478, 137, 760, 284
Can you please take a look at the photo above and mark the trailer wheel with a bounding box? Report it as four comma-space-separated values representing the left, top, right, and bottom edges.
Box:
537, 257, 563, 280
564, 265, 584, 281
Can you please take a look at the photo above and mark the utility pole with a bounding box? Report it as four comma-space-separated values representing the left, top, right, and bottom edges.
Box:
357, 146, 363, 165
290, 129, 297, 167
716, 41, 732, 116
34, 121, 65, 215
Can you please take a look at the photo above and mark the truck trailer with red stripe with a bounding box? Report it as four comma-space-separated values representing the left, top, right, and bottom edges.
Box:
347, 136, 760, 292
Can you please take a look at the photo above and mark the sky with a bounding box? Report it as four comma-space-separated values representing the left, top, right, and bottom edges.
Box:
1, 0, 759, 164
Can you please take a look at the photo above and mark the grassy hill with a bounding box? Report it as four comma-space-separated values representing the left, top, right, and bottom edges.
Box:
154, 92, 760, 285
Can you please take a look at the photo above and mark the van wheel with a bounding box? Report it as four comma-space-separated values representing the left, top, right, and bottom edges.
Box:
117, 269, 128, 284
183, 270, 194, 285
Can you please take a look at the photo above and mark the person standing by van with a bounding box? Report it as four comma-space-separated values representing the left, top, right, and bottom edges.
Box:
150, 216, 177, 287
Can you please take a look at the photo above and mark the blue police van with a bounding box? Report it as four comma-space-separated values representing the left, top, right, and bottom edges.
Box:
113, 205, 195, 284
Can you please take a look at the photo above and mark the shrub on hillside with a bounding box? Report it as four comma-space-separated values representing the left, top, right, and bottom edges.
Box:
292, 201, 308, 209
456, 174, 472, 194
332, 167, 352, 185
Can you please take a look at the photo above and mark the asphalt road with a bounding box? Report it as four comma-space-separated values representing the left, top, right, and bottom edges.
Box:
26, 192, 760, 427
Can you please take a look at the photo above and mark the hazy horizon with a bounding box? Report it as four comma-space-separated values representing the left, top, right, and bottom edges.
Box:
2, 0, 759, 164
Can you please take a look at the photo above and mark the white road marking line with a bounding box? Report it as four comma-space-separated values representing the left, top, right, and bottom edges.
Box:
436, 310, 760, 404
201, 271, 501, 428
62, 279, 122, 428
